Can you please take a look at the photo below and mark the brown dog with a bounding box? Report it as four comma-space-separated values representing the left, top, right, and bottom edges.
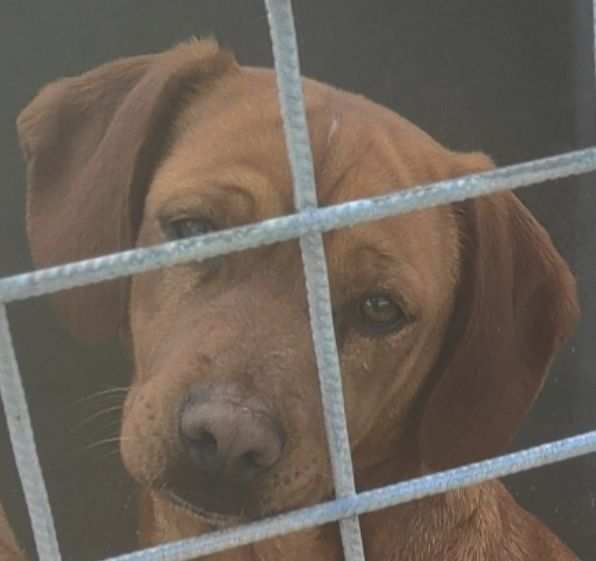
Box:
17, 39, 580, 560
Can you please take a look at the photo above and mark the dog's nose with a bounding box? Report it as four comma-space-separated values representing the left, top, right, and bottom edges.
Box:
179, 397, 284, 481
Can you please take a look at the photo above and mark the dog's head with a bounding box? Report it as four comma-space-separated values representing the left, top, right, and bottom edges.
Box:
18, 40, 578, 526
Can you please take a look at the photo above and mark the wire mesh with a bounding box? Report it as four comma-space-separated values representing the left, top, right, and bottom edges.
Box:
0, 1, 595, 561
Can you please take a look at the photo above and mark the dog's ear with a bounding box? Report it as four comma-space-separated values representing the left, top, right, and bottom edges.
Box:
419, 152, 579, 470
17, 39, 236, 342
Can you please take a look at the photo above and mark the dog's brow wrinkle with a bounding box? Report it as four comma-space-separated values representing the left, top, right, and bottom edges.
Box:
348, 245, 398, 274
216, 183, 256, 206
324, 137, 377, 204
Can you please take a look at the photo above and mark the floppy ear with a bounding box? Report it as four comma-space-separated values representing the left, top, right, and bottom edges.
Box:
17, 39, 236, 342
419, 152, 579, 470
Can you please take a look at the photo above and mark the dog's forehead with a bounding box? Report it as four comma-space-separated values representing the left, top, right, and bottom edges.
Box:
148, 66, 459, 273
152, 65, 454, 204
145, 65, 460, 286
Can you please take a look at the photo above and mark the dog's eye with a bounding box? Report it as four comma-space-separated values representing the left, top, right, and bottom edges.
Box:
360, 294, 407, 333
167, 218, 214, 240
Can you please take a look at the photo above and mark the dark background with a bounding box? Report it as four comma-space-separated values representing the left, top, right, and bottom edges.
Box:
1, 1, 595, 559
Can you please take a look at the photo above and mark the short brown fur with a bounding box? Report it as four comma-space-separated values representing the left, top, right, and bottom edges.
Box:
15, 39, 580, 560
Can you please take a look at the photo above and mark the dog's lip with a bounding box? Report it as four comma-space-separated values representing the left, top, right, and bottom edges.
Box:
157, 474, 328, 528
160, 487, 245, 529
158, 484, 322, 527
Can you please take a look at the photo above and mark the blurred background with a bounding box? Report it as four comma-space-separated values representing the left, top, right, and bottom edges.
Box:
1, 1, 595, 559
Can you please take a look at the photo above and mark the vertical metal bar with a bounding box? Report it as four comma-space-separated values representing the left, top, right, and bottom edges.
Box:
264, 1, 365, 559
0, 306, 61, 561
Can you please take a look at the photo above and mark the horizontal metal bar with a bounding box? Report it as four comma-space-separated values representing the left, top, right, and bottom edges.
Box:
92, 429, 596, 561
1, 147, 595, 305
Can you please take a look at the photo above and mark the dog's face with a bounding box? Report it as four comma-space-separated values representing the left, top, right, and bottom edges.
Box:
123, 68, 461, 520
18, 40, 578, 527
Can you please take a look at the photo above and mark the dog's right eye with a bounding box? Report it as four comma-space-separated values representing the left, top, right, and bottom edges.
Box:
166, 218, 215, 240
359, 293, 409, 335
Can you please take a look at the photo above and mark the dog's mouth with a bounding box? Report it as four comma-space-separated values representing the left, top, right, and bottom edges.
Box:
156, 465, 263, 527
160, 487, 245, 529
156, 474, 321, 529
158, 485, 324, 530
152, 453, 329, 528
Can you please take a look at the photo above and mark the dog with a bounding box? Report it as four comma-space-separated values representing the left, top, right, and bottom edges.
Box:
15, 39, 580, 560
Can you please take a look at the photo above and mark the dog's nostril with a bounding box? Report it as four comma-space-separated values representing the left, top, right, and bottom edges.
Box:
238, 451, 262, 479
194, 430, 217, 458
241, 451, 261, 468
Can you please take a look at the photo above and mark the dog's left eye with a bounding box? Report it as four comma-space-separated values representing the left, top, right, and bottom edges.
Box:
167, 218, 214, 240
360, 294, 407, 333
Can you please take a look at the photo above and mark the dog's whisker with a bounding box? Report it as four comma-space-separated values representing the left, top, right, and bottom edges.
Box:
72, 387, 129, 407
81, 436, 131, 453
83, 422, 123, 444
102, 419, 123, 432
74, 405, 124, 431
101, 448, 124, 461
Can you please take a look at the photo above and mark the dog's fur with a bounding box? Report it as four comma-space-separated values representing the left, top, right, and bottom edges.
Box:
15, 39, 580, 560
0, 505, 24, 561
